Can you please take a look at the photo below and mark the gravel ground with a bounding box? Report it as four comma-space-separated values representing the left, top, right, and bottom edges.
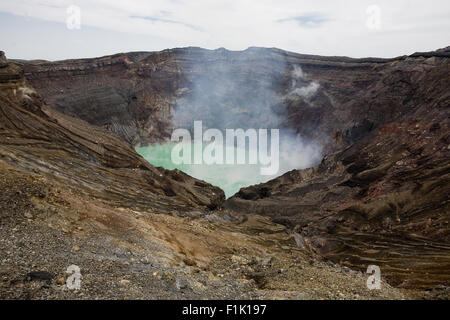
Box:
0, 168, 408, 300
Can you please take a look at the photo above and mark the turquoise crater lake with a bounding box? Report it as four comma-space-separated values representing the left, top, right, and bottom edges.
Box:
136, 142, 276, 198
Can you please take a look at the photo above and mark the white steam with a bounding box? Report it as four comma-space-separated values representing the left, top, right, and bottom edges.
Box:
288, 65, 320, 100
141, 51, 324, 197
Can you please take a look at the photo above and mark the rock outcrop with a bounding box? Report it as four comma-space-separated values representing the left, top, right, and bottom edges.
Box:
0, 52, 224, 214
0, 51, 8, 67
0, 52, 408, 300
1, 47, 449, 298
18, 46, 450, 151
227, 49, 450, 289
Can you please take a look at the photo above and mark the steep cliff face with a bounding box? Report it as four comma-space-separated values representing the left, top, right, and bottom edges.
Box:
227, 49, 450, 289
2, 46, 450, 296
0, 53, 224, 214
19, 47, 450, 151
1, 52, 409, 300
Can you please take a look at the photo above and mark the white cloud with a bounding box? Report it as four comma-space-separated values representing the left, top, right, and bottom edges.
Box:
0, 0, 449, 59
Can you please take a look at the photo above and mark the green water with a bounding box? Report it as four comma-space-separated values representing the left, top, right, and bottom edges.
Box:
136, 142, 274, 198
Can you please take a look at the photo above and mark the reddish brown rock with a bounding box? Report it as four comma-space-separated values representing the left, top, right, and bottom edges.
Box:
18, 46, 449, 151
227, 49, 450, 289
0, 54, 224, 213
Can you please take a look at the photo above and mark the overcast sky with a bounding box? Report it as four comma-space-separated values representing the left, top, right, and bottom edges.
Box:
1, 0, 449, 60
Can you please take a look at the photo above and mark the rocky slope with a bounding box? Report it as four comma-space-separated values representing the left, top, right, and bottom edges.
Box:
0, 52, 409, 299
0, 50, 224, 212
227, 48, 450, 290
18, 46, 449, 151
1, 46, 449, 299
